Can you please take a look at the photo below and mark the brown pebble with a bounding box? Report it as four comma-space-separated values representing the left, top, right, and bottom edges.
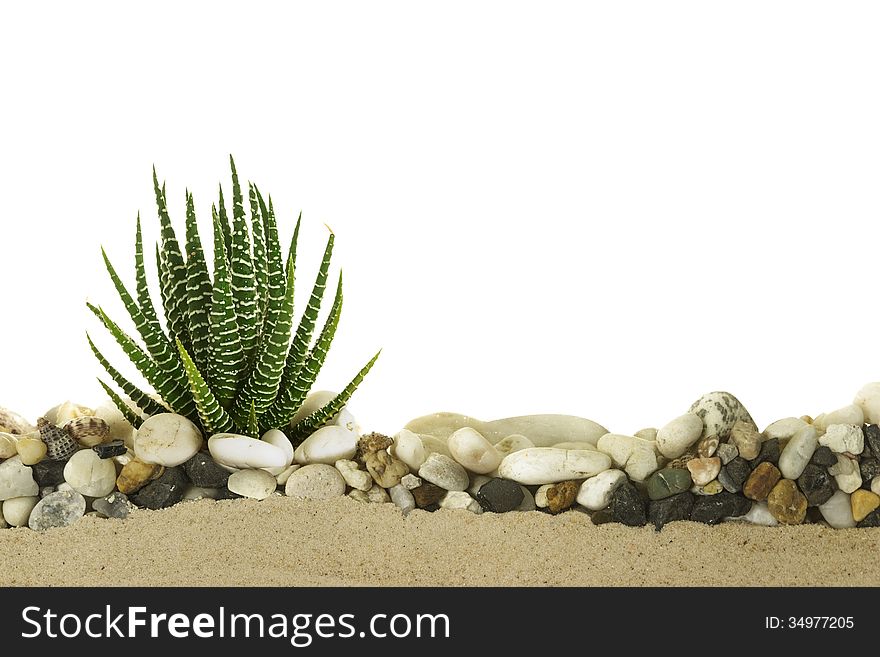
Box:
743, 462, 782, 501
364, 449, 409, 488
697, 435, 719, 458
545, 480, 579, 514
411, 482, 446, 508
116, 459, 162, 494
730, 420, 761, 460
767, 479, 807, 525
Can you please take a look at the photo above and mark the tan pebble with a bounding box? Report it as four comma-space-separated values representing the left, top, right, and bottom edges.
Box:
743, 462, 782, 501
116, 459, 161, 494
730, 421, 761, 460
697, 435, 719, 458
0, 433, 18, 459
545, 480, 579, 514
686, 457, 721, 486
15, 437, 47, 465
767, 479, 807, 524
692, 479, 723, 495
851, 489, 880, 522
364, 449, 409, 488
356, 432, 393, 459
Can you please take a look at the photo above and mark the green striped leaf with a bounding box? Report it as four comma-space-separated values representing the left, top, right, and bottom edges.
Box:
152, 169, 190, 348
96, 379, 144, 429
249, 183, 269, 324
184, 191, 213, 373
176, 339, 236, 435
228, 157, 259, 362
87, 333, 168, 417
134, 214, 164, 337
247, 401, 258, 438
217, 185, 232, 264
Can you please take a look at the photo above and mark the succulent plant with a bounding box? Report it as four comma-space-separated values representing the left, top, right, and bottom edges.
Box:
87, 157, 379, 441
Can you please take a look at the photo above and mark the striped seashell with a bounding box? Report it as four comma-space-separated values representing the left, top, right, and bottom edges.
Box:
0, 406, 35, 435
668, 448, 698, 470
37, 417, 79, 461
65, 416, 111, 448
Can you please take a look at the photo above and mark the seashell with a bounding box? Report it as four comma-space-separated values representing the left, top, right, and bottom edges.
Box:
37, 417, 79, 461
0, 407, 35, 435
65, 416, 111, 447
44, 401, 95, 427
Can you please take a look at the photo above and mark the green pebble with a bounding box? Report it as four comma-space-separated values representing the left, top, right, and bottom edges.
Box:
646, 468, 693, 500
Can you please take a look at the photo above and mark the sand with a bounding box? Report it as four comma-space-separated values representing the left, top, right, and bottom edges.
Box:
1, 496, 878, 586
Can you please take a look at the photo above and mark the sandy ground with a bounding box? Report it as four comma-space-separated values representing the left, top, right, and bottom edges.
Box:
1, 496, 878, 586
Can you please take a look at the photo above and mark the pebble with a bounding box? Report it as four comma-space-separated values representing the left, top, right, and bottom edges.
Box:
389, 430, 428, 471
872, 476, 880, 497
30, 459, 65, 487
63, 449, 117, 497
493, 434, 534, 457
687, 457, 721, 486
743, 462, 782, 501
284, 464, 346, 499
15, 437, 47, 466
293, 425, 358, 465
551, 441, 598, 450
577, 469, 628, 510
182, 452, 230, 488
819, 424, 864, 455
863, 424, 880, 457
439, 491, 482, 513
646, 468, 692, 500
93, 399, 136, 444
716, 442, 738, 465
227, 469, 278, 500
730, 421, 761, 460
498, 447, 611, 485
262, 429, 294, 468
388, 484, 416, 515
208, 433, 288, 469
92, 440, 126, 459
750, 438, 780, 468
28, 490, 86, 530
608, 481, 647, 527
850, 489, 880, 522
466, 475, 492, 497
690, 491, 751, 524
634, 427, 658, 441
400, 473, 422, 490
534, 484, 551, 508
447, 427, 502, 474
857, 509, 880, 527
696, 435, 719, 458
365, 449, 409, 488
596, 434, 661, 481
829, 454, 862, 493
648, 491, 694, 530
814, 404, 864, 433
0, 456, 38, 501
92, 492, 132, 519
0, 433, 17, 459
717, 457, 751, 493
544, 480, 579, 513
116, 459, 162, 494
131, 466, 188, 509
796, 464, 835, 506
810, 445, 837, 467
418, 453, 471, 491
762, 417, 808, 442
411, 482, 446, 509
2, 495, 39, 526
516, 486, 536, 511
134, 413, 203, 467
656, 413, 703, 459
335, 459, 373, 491
692, 480, 724, 496
818, 490, 856, 528
766, 479, 807, 525
275, 464, 300, 486
860, 458, 880, 482
475, 478, 525, 513
348, 484, 390, 504
687, 391, 757, 442
854, 382, 880, 424
778, 425, 818, 480
735, 501, 778, 526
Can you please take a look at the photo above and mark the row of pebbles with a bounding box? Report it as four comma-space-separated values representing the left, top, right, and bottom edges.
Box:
2, 384, 880, 530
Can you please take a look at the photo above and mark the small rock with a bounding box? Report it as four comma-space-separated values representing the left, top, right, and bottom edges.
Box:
411, 482, 446, 509
692, 479, 724, 495
516, 486, 536, 511
356, 432, 393, 458
134, 413, 203, 467
15, 437, 47, 465
814, 404, 864, 432
850, 489, 880, 522
389, 430, 428, 471
863, 424, 880, 457
857, 509, 880, 527
92, 492, 132, 519
696, 435, 719, 458
648, 491, 694, 530
131, 466, 188, 509
39, 486, 54, 498
646, 468, 692, 500
28, 490, 86, 530
418, 453, 469, 491
608, 481, 647, 527
734, 501, 778, 526
545, 480, 579, 514
686, 457, 721, 486
365, 449, 409, 488
778, 425, 818, 480
534, 484, 551, 508
475, 478, 524, 513
750, 438, 780, 467
762, 417, 808, 442
688, 391, 757, 442
116, 459, 162, 494
797, 464, 835, 506
92, 439, 127, 459
259, 429, 295, 474
63, 449, 117, 497
439, 490, 482, 513
717, 457, 751, 493
818, 490, 856, 528
690, 491, 751, 524
854, 383, 880, 425
284, 464, 346, 500
0, 456, 38, 501
498, 447, 611, 485
577, 469, 627, 510
767, 479, 807, 525
730, 421, 761, 460
335, 459, 373, 491
859, 458, 880, 482
227, 469, 277, 500
872, 475, 880, 497
634, 427, 658, 441
590, 509, 614, 525
182, 452, 230, 488
656, 413, 703, 459
275, 464, 300, 486
182, 486, 221, 501
743, 462, 782, 501
294, 425, 358, 465
596, 434, 661, 481
447, 427, 502, 474
208, 433, 288, 469
819, 424, 864, 455
810, 445, 837, 467
2, 496, 39, 526
348, 485, 390, 504
389, 484, 415, 515
0, 433, 17, 459
716, 442, 738, 465
829, 454, 862, 493
400, 473, 422, 490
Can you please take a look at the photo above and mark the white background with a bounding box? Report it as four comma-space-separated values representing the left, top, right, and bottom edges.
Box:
2, 2, 879, 435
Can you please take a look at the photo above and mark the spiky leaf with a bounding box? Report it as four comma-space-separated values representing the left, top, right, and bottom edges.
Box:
97, 379, 144, 429
176, 339, 236, 435
217, 186, 232, 264
134, 214, 163, 336
152, 168, 189, 348
184, 192, 213, 372
249, 183, 269, 324
87, 333, 167, 416
228, 156, 258, 362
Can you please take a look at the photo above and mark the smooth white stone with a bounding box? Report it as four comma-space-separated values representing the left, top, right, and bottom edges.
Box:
261, 430, 294, 466
227, 469, 278, 500
577, 469, 627, 511
2, 495, 39, 527
335, 459, 373, 492
448, 427, 502, 474
293, 425, 358, 465
815, 405, 864, 433
209, 434, 288, 469
497, 448, 611, 485
493, 434, 534, 456
854, 382, 880, 425
93, 399, 137, 443
417, 453, 469, 491
534, 484, 551, 508
400, 474, 422, 490
762, 417, 808, 441
134, 413, 203, 467
819, 424, 864, 454
182, 486, 220, 501
275, 464, 300, 486
778, 425, 818, 480
389, 484, 415, 515
284, 464, 346, 499
819, 490, 856, 528
656, 413, 703, 459
551, 441, 598, 451
63, 450, 117, 497
634, 428, 658, 441
390, 430, 427, 470
333, 406, 359, 435
829, 455, 862, 493
731, 502, 778, 526
595, 434, 661, 481
0, 433, 18, 459
0, 456, 38, 501
439, 491, 482, 513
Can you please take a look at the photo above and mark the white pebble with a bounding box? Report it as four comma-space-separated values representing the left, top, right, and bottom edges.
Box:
819, 490, 856, 528
134, 413, 203, 467
389, 484, 415, 515
815, 404, 864, 433
208, 433, 288, 469
275, 464, 300, 486
534, 484, 551, 508
227, 469, 278, 500
497, 448, 611, 485
828, 454, 862, 493
595, 434, 661, 481
448, 427, 502, 474
762, 417, 807, 441
494, 434, 534, 456
390, 429, 428, 470
873, 476, 880, 497
854, 382, 880, 425
418, 453, 469, 491
284, 464, 346, 499
335, 459, 373, 492
63, 450, 117, 497
261, 429, 294, 466
400, 474, 422, 490
778, 425, 818, 480
656, 413, 703, 459
731, 501, 778, 526
2, 495, 39, 527
293, 425, 358, 465
577, 469, 627, 510
0, 456, 38, 501
439, 491, 482, 513
819, 424, 864, 454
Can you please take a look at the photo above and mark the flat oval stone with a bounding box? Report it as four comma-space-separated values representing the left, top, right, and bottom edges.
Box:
418, 453, 469, 491
447, 427, 502, 474
284, 464, 346, 500
134, 413, 203, 467
646, 468, 692, 500
778, 425, 818, 480
577, 469, 627, 511
293, 425, 358, 465
762, 417, 808, 441
28, 490, 85, 531
63, 449, 117, 497
494, 434, 534, 456
497, 448, 611, 485
814, 404, 864, 432
208, 434, 288, 469
227, 469, 277, 500
2, 495, 39, 527
656, 413, 703, 459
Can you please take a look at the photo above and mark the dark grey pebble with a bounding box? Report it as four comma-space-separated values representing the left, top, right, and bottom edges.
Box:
30, 460, 66, 487
608, 481, 646, 527
797, 464, 836, 506
749, 438, 779, 467
690, 492, 751, 524
810, 445, 837, 468
92, 440, 127, 459
857, 508, 880, 527
863, 424, 880, 458
859, 458, 880, 482
475, 478, 524, 513
718, 457, 751, 493
131, 467, 188, 509
92, 492, 132, 519
183, 452, 230, 488
647, 491, 694, 531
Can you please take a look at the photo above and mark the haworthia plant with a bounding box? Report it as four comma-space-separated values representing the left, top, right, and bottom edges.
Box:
90, 157, 379, 439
